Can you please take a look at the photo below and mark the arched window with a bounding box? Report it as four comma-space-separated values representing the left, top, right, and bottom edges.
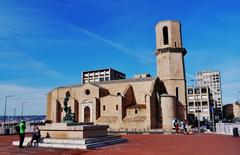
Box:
84, 106, 90, 122
103, 105, 106, 111
163, 26, 169, 45
176, 87, 179, 101
56, 101, 61, 123
74, 100, 79, 122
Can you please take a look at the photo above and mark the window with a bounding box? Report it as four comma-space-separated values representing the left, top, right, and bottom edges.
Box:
202, 101, 208, 106
116, 105, 118, 110
195, 102, 200, 106
195, 109, 201, 113
189, 102, 194, 106
202, 108, 208, 112
188, 96, 194, 100
195, 88, 200, 94
176, 87, 179, 101
103, 105, 106, 111
117, 92, 121, 96
189, 108, 195, 112
135, 109, 138, 114
85, 89, 90, 95
163, 26, 169, 45
94, 78, 99, 82
188, 88, 193, 94
201, 88, 207, 94
202, 95, 208, 100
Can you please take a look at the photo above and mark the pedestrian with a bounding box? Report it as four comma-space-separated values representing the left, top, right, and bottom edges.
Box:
27, 126, 41, 147
18, 120, 26, 148
184, 120, 188, 135
179, 120, 184, 135
174, 120, 179, 134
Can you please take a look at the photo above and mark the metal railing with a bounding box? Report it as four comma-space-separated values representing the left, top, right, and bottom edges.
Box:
0, 123, 34, 135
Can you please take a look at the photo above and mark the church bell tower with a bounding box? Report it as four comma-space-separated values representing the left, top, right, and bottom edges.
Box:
155, 20, 187, 119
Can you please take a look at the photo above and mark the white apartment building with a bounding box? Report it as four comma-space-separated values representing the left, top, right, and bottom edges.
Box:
196, 71, 222, 110
187, 86, 211, 121
82, 68, 126, 84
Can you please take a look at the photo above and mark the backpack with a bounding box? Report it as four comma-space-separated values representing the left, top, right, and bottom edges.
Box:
15, 125, 20, 133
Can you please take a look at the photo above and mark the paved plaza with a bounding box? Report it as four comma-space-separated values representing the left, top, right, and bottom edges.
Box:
0, 134, 239, 155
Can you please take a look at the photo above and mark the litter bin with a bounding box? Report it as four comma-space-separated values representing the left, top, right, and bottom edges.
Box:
233, 128, 239, 137
4, 128, 10, 135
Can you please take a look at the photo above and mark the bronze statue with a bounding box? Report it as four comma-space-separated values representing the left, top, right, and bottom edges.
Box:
62, 91, 75, 123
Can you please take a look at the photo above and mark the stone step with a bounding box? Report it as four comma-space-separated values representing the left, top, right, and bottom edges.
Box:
13, 136, 127, 149
86, 138, 128, 149
40, 138, 127, 149
19, 135, 121, 145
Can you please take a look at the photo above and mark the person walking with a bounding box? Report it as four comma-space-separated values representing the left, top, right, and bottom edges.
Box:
18, 120, 26, 148
179, 120, 184, 135
184, 120, 189, 135
174, 120, 179, 134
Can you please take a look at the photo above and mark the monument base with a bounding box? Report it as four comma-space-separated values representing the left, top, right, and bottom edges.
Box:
12, 123, 127, 149
39, 123, 109, 139
13, 135, 127, 149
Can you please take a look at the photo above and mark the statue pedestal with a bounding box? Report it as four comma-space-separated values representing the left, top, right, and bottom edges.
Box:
39, 123, 109, 139
13, 123, 127, 149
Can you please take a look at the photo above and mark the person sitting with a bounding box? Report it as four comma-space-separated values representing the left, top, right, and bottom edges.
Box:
27, 126, 41, 147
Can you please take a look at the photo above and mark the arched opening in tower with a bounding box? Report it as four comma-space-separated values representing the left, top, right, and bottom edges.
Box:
163, 26, 169, 45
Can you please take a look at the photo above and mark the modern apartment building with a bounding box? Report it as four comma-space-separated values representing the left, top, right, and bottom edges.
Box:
196, 71, 222, 110
187, 86, 211, 121
82, 68, 126, 84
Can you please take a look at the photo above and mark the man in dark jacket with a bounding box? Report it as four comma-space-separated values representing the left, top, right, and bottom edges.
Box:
18, 120, 26, 148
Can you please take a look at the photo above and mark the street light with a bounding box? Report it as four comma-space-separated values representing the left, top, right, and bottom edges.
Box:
13, 108, 16, 123
238, 91, 240, 103
191, 79, 201, 133
21, 102, 27, 119
3, 95, 14, 125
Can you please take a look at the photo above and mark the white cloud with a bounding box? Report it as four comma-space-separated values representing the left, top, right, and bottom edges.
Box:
63, 22, 155, 64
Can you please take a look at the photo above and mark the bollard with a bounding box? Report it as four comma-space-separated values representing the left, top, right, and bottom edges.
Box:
233, 127, 239, 137
4, 128, 10, 135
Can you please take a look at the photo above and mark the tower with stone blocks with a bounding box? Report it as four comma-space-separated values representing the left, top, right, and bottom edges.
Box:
155, 20, 187, 119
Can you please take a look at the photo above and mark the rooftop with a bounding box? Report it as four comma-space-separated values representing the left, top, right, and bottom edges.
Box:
56, 77, 157, 90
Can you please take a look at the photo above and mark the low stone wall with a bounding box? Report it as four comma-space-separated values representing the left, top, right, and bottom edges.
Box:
216, 123, 240, 135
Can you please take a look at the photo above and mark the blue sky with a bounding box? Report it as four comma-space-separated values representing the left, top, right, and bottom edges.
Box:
0, 0, 240, 115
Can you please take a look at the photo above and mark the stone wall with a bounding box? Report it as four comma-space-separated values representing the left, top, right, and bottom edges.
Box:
216, 123, 240, 135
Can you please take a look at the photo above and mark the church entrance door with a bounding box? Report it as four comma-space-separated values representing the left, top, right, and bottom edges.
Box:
84, 106, 90, 123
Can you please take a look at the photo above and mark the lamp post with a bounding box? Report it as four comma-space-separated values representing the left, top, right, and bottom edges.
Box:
13, 108, 16, 123
21, 102, 27, 119
238, 91, 240, 103
191, 79, 201, 133
3, 95, 14, 125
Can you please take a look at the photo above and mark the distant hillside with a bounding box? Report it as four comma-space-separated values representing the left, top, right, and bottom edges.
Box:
0, 115, 46, 123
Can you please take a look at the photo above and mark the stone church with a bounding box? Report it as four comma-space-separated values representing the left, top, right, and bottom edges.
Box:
45, 20, 187, 130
